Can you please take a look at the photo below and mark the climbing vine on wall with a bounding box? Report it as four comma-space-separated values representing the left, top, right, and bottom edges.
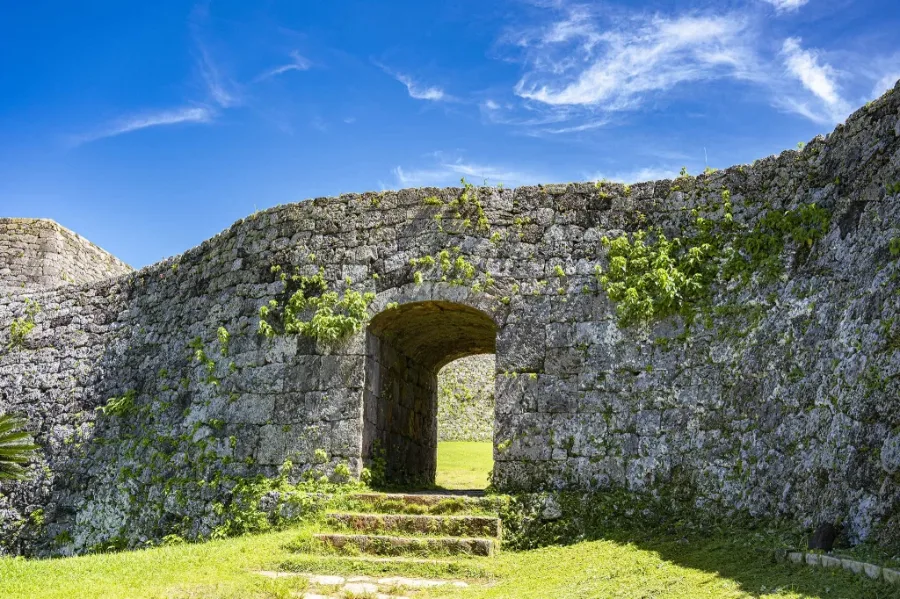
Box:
258, 267, 375, 342
8, 297, 40, 349
410, 246, 495, 292
596, 229, 718, 327
596, 194, 832, 327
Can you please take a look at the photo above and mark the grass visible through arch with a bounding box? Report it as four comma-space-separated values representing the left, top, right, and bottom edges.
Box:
435, 441, 493, 491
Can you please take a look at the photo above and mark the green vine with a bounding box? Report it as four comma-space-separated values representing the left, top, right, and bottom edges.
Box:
596, 199, 831, 327
258, 268, 374, 342
101, 390, 137, 417
8, 298, 40, 349
410, 247, 493, 291
447, 178, 489, 232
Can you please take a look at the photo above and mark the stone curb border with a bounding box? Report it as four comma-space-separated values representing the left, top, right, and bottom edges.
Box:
775, 549, 900, 585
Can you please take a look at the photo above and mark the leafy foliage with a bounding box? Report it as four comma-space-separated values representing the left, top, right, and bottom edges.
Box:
595, 199, 831, 327
8, 298, 40, 349
101, 390, 137, 417
210, 458, 363, 539
728, 203, 831, 281
216, 326, 230, 356
448, 177, 489, 232
0, 413, 38, 480
258, 268, 374, 343
889, 236, 900, 258
410, 247, 491, 291
595, 229, 718, 326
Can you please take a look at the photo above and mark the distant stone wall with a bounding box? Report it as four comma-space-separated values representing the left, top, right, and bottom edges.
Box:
1, 83, 899, 557
438, 355, 495, 442
0, 218, 132, 289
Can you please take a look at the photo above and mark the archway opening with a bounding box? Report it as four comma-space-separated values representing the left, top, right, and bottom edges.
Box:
435, 354, 496, 490
362, 301, 497, 488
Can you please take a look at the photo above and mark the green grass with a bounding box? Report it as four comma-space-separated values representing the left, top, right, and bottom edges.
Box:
2, 526, 896, 599
435, 441, 493, 490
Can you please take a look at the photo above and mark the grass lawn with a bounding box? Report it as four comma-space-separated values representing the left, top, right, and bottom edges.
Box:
435, 441, 493, 490
2, 525, 896, 598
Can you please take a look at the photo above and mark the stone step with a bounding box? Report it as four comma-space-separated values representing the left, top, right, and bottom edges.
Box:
347, 492, 501, 514
314, 533, 496, 557
278, 554, 494, 580
278, 552, 496, 580
326, 512, 501, 538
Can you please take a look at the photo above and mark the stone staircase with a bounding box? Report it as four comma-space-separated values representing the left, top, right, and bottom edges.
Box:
312, 492, 503, 559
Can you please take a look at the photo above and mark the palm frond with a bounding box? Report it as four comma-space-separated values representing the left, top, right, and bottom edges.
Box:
0, 413, 38, 481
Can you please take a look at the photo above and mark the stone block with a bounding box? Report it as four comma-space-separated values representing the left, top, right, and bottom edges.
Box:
841, 558, 865, 574
863, 562, 882, 580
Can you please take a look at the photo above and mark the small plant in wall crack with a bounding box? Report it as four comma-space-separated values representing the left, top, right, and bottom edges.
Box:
8, 297, 40, 349
216, 326, 230, 356
188, 337, 219, 385
101, 390, 137, 417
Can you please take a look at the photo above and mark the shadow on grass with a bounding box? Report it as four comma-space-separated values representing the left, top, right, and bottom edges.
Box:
600, 529, 898, 599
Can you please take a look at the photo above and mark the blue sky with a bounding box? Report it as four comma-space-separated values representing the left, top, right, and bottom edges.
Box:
1, 0, 898, 267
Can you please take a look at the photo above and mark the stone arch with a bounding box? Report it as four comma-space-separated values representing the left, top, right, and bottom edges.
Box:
362, 287, 498, 485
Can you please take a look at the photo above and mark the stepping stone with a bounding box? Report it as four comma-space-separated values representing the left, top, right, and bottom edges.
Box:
255, 570, 300, 579
307, 574, 345, 585
314, 533, 496, 557
377, 576, 469, 588
343, 581, 379, 594
327, 512, 501, 538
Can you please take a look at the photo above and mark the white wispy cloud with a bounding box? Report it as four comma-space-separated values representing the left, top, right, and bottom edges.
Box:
496, 4, 882, 129
254, 51, 311, 82
872, 71, 900, 98
73, 106, 214, 145
376, 63, 448, 101
395, 73, 446, 101
781, 38, 842, 106
779, 37, 850, 123
391, 154, 547, 188
513, 12, 760, 109
761, 0, 809, 13
196, 41, 240, 107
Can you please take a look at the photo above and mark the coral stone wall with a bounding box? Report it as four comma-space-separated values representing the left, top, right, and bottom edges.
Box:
0, 83, 898, 556
437, 355, 495, 442
0, 218, 132, 289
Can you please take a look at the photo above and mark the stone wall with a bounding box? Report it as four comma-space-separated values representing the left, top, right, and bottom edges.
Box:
0, 218, 132, 289
437, 355, 495, 442
0, 83, 899, 556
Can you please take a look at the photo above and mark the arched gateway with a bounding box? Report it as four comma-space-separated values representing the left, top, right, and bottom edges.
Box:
364, 294, 497, 484
1, 85, 900, 555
